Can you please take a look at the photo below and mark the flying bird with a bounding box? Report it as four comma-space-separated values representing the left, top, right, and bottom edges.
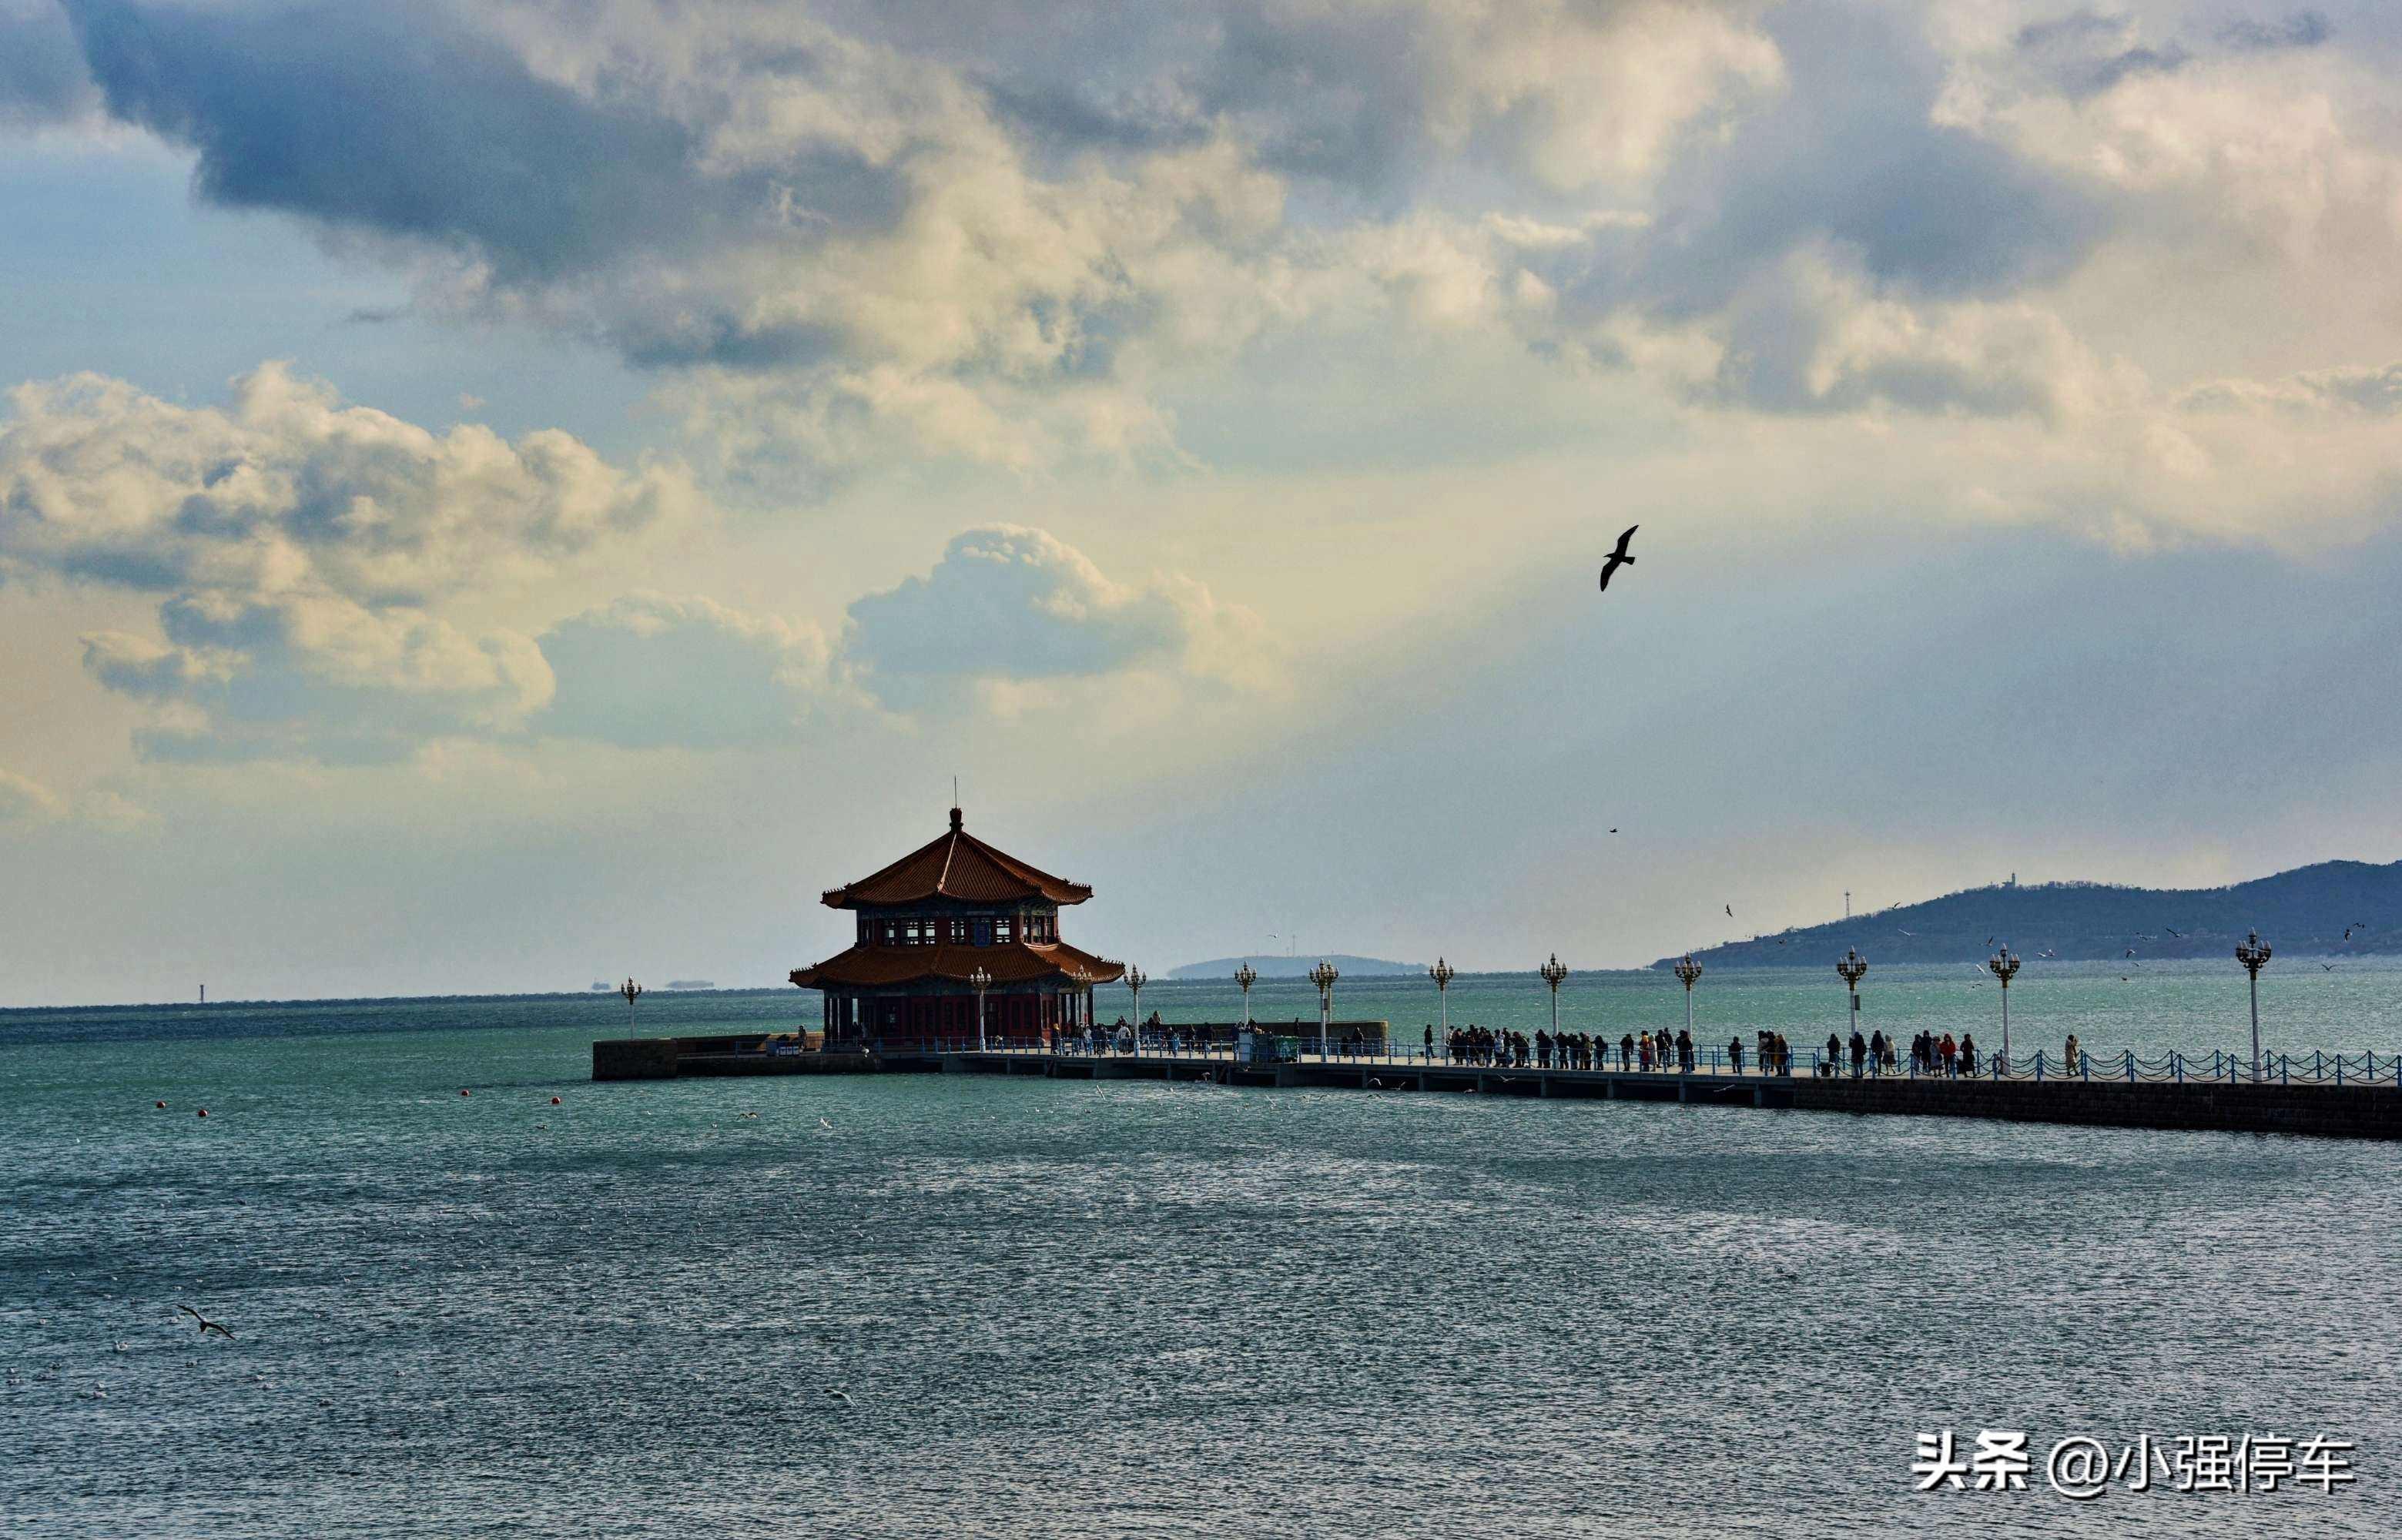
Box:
1724, 905, 1734, 919
1608, 827, 1619, 835
176, 1306, 233, 1340
1597, 526, 1638, 592
2165, 927, 2183, 939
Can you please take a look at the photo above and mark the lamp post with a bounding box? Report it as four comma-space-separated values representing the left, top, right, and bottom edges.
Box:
1985, 945, 2018, 1066
621, 977, 642, 1031
1539, 953, 1569, 1037
1308, 959, 1339, 1057
2236, 929, 2272, 1083
1124, 964, 1147, 1056
969, 966, 993, 1052
1835, 949, 1868, 1056
1234, 961, 1258, 1026
1429, 956, 1456, 1062
1673, 955, 1702, 1042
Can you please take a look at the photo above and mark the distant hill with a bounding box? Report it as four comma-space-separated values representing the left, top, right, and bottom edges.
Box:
1657, 860, 2402, 969
1168, 954, 1423, 980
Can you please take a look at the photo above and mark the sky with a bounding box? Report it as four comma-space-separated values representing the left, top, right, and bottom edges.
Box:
5, 0, 2402, 1006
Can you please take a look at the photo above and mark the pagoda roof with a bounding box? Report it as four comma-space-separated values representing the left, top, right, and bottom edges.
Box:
789, 939, 1124, 991
820, 808, 1093, 909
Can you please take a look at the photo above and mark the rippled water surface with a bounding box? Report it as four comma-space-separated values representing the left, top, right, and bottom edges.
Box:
5, 980, 2397, 1537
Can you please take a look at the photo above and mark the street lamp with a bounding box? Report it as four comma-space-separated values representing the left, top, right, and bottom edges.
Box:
1234, 961, 1258, 1026
1673, 955, 1702, 1043
1539, 953, 1570, 1037
2236, 929, 2272, 1083
1429, 956, 1457, 1063
1124, 964, 1147, 1056
1985, 945, 2018, 1068
1835, 949, 1868, 1057
621, 977, 643, 1031
1308, 959, 1340, 1056
1429, 956, 1456, 1037
969, 966, 993, 1052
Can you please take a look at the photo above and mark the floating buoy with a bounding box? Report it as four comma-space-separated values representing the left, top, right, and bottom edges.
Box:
460, 1089, 471, 1097
196, 1109, 207, 1118
156, 1101, 166, 1109
551, 1096, 561, 1105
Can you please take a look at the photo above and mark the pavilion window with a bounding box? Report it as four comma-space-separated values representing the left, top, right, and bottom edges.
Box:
996, 916, 1014, 944
973, 917, 994, 946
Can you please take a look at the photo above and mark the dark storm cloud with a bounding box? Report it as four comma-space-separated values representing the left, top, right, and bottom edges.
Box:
60, 0, 903, 286
2219, 11, 2333, 51
0, 1, 96, 126
1612, 2, 2108, 320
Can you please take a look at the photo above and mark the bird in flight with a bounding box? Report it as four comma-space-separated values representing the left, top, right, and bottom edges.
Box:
1598, 526, 1638, 591
1724, 904, 1734, 918
2165, 927, 2183, 939
1608, 827, 1619, 835
176, 1306, 233, 1340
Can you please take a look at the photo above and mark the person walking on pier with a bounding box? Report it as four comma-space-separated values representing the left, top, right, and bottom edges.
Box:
1939, 1031, 1958, 1076
2065, 1033, 2081, 1077
1424, 1024, 1434, 1062
1638, 1031, 1653, 1072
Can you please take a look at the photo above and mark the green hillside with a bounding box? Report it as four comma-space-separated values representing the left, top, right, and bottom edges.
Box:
1657, 860, 2402, 969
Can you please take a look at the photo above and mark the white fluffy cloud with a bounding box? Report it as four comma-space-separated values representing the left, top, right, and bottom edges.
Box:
0, 364, 692, 761
0, 367, 1270, 762
843, 524, 1273, 711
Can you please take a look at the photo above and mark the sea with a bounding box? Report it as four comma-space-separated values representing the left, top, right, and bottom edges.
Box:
5, 961, 2397, 1537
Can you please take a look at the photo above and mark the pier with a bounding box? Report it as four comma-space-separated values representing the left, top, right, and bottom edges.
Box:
594, 1034, 2402, 1141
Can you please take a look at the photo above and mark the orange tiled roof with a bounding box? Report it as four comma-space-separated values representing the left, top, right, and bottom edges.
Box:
789, 939, 1124, 990
820, 809, 1093, 909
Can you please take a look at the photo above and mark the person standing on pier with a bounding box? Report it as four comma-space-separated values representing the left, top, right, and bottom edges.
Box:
1869, 1029, 1886, 1077
1825, 1032, 1841, 1076
1958, 1032, 1978, 1076
1849, 1029, 1865, 1077
1728, 1036, 1744, 1074
1677, 1029, 1693, 1073
1939, 1032, 1958, 1076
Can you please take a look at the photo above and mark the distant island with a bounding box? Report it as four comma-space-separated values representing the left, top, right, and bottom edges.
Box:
1168, 954, 1424, 980
1657, 859, 2402, 968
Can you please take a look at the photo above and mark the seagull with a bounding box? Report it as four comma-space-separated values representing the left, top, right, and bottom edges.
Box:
2321, 962, 2336, 972
2165, 927, 2184, 939
1898, 929, 1915, 937
2123, 948, 2136, 958
826, 1389, 853, 1404
1597, 526, 1639, 592
1608, 828, 1619, 835
176, 1306, 233, 1340
1725, 905, 1734, 919
819, 1117, 832, 1130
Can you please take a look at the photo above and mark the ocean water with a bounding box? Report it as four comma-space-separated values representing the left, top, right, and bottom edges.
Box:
5, 971, 2398, 1537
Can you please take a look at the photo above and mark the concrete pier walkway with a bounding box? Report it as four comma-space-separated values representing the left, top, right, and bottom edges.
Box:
594, 1036, 2402, 1141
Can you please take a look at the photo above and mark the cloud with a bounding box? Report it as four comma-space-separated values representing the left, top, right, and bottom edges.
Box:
0, 765, 149, 829
843, 524, 1270, 708
534, 593, 832, 749
0, 0, 98, 129
2, 364, 692, 762
0, 765, 65, 823
2219, 12, 2333, 52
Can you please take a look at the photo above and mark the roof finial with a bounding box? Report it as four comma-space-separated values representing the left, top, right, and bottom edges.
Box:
950, 776, 963, 831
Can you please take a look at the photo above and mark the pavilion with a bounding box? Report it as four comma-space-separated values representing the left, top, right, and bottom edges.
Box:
789, 807, 1124, 1049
